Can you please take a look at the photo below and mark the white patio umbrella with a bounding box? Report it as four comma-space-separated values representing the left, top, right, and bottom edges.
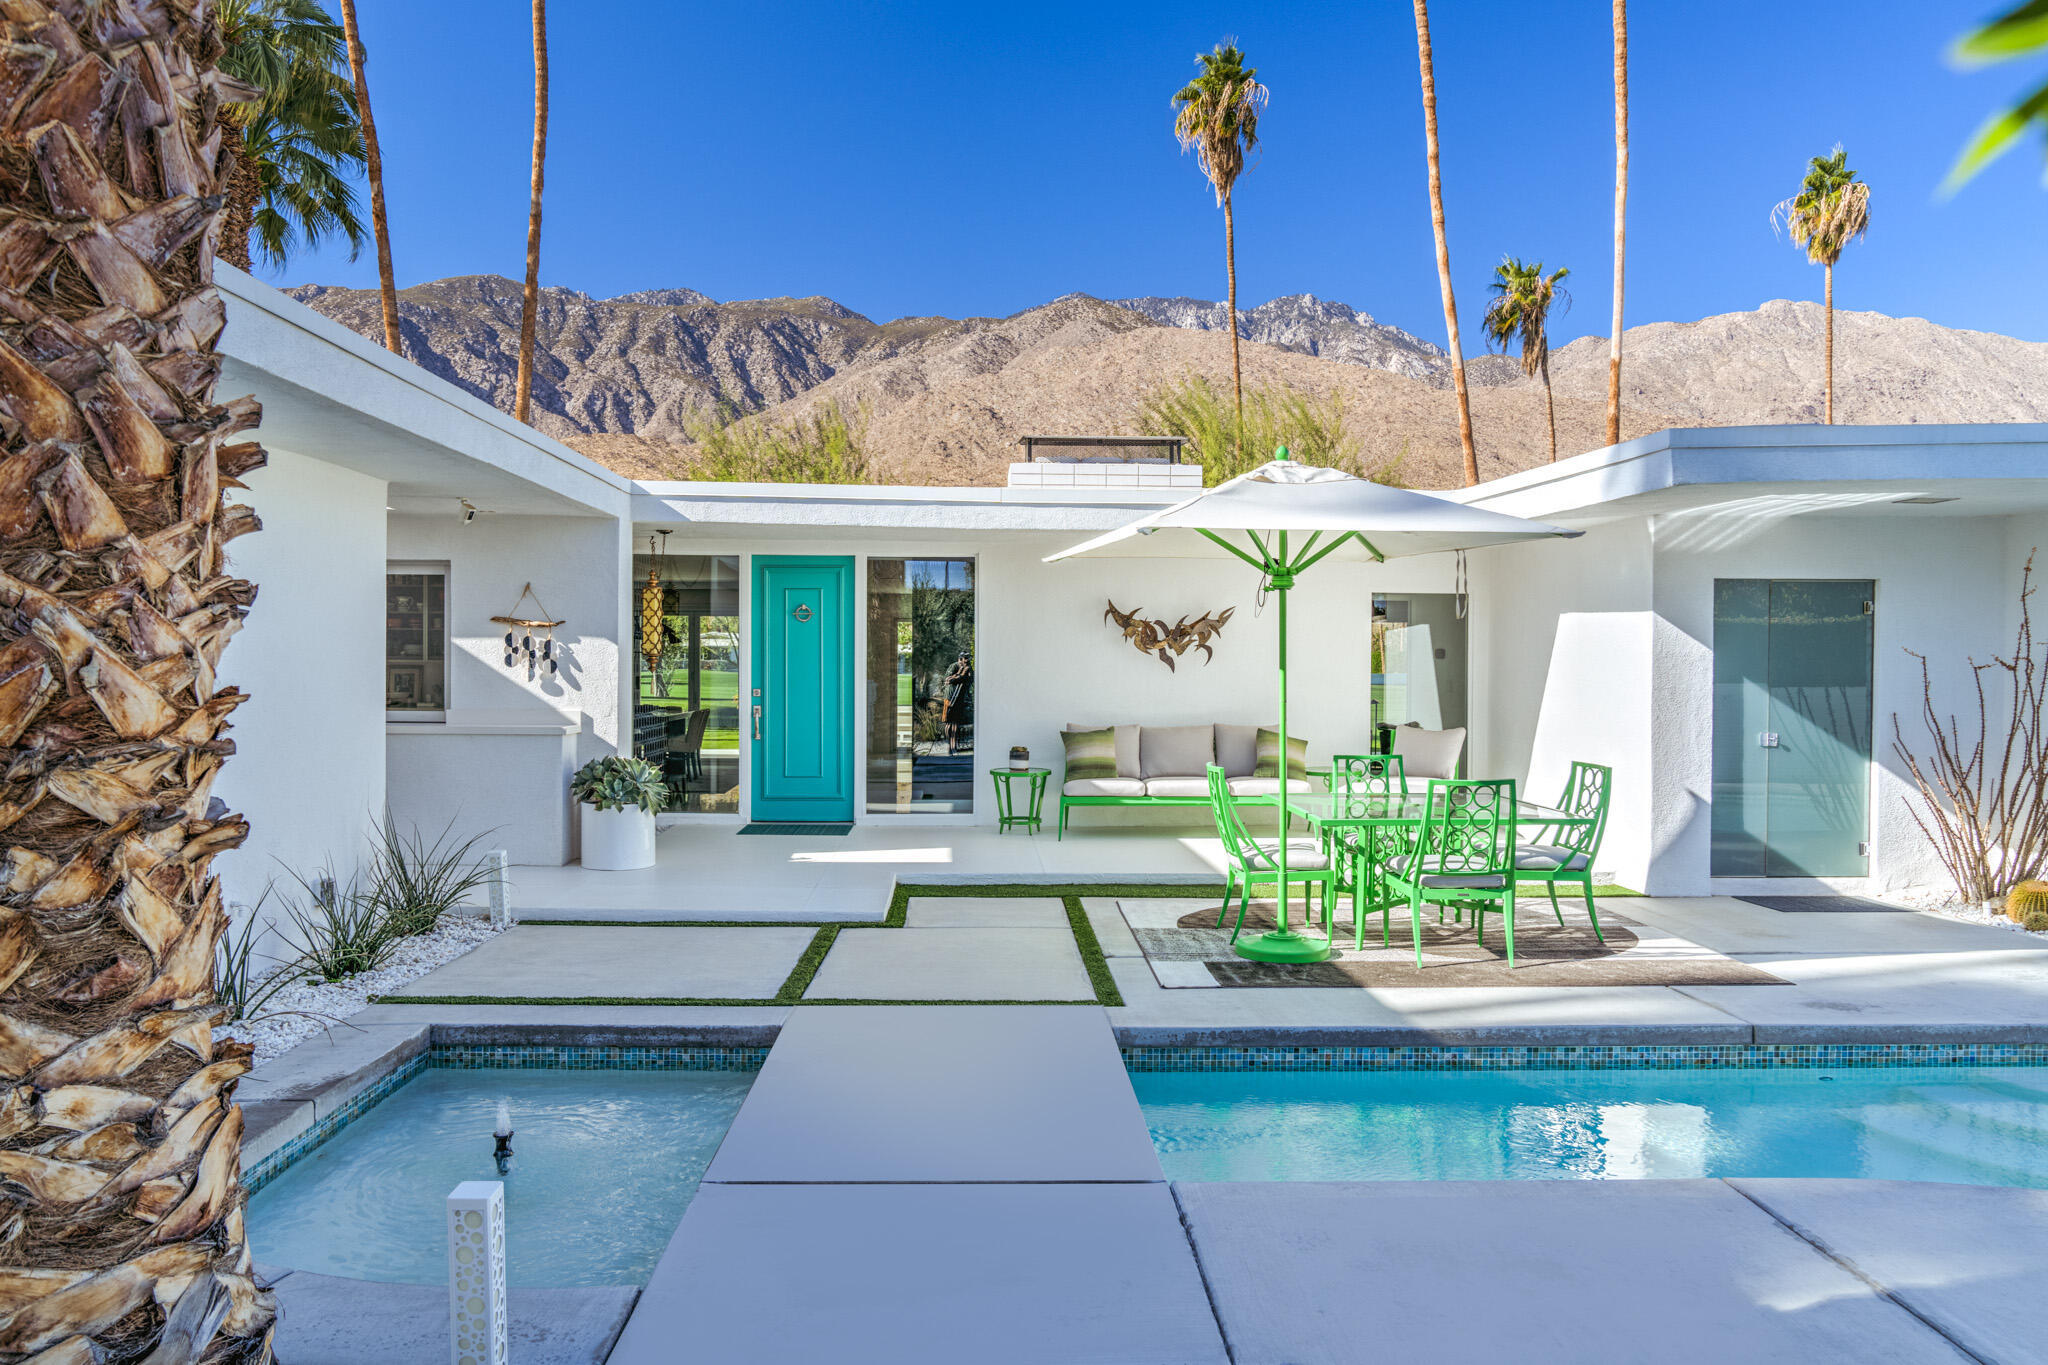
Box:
1046, 454, 1582, 964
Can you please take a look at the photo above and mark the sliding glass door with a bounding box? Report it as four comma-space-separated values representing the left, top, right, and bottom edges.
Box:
632, 553, 740, 813
866, 558, 976, 813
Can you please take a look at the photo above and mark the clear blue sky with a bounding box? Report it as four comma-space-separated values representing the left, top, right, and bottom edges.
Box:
273, 1, 2048, 347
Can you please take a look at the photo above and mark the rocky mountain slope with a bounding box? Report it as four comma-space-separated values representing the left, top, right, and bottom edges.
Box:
288, 277, 2048, 488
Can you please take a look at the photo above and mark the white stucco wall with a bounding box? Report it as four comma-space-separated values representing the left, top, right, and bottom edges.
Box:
213, 445, 387, 911
384, 511, 631, 862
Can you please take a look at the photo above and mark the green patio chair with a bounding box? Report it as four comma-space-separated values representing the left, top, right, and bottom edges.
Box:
1382, 778, 1520, 967
1516, 761, 1612, 942
1207, 764, 1339, 944
1329, 754, 1405, 945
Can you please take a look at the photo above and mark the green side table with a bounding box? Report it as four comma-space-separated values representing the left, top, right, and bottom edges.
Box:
991, 767, 1051, 835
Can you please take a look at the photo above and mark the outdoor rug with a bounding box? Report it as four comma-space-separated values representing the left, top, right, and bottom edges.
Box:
735, 823, 854, 836
1118, 899, 1790, 989
1735, 895, 1911, 914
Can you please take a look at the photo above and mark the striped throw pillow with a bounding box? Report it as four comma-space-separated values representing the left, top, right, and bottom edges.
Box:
1254, 728, 1309, 780
1062, 727, 1119, 781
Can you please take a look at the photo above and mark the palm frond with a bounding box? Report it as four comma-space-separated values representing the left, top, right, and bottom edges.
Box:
1945, 1, 2048, 191
1770, 146, 1870, 266
1482, 258, 1569, 379
1172, 41, 1268, 203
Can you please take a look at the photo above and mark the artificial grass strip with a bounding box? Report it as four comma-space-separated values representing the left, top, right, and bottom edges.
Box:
898, 881, 1227, 900
373, 995, 783, 1006
520, 919, 846, 928
775, 924, 840, 1003
797, 998, 1098, 1007
1063, 896, 1124, 1007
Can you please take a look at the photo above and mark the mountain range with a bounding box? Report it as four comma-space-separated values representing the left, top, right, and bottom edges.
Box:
286, 277, 2048, 489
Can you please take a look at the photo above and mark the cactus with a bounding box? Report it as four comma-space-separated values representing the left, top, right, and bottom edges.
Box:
2006, 879, 2048, 924
2023, 908, 2048, 934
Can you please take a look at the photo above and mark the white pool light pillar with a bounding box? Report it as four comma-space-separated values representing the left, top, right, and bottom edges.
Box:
447, 1180, 508, 1365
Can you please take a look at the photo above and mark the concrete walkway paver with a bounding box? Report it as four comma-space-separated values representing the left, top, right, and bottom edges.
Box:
1177, 1180, 1979, 1365
804, 925, 1093, 1000
704, 1006, 1160, 1183
605, 1184, 1227, 1365
384, 924, 815, 1000
1734, 1179, 2048, 1365
902, 895, 1069, 927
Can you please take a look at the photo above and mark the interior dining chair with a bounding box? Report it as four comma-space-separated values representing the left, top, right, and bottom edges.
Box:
1515, 761, 1612, 942
1329, 754, 1405, 944
1207, 764, 1339, 943
1382, 778, 1520, 967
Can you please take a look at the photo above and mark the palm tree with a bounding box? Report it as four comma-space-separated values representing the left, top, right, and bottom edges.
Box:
1484, 259, 1572, 462
337, 0, 402, 352
0, 3, 276, 1360
1411, 0, 1479, 486
1172, 41, 1268, 445
1945, 1, 2048, 191
1607, 0, 1628, 448
1772, 148, 1871, 424
515, 0, 551, 425
217, 0, 365, 273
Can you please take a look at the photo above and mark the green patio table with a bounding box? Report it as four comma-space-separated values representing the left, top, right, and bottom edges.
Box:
1286, 790, 1597, 930
991, 767, 1051, 835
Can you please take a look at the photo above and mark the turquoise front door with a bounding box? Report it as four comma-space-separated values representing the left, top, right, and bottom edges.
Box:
751, 556, 855, 823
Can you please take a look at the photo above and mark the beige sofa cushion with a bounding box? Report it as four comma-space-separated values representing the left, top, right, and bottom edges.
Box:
1063, 777, 1145, 797
1143, 777, 1210, 798
1066, 723, 1140, 777
1393, 724, 1467, 781
1140, 724, 1216, 779
1214, 723, 1266, 778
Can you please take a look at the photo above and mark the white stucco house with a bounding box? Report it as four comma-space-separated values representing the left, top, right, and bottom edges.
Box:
211, 265, 2048, 914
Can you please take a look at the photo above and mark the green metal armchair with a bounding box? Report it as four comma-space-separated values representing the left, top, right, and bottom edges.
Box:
1329, 754, 1406, 942
1207, 764, 1338, 944
1382, 778, 1521, 967
1516, 761, 1612, 942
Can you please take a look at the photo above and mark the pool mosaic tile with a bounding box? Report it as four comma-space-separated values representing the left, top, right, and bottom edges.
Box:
1122, 1042, 2048, 1072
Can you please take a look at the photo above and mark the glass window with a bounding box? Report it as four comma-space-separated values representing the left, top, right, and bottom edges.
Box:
1371, 592, 1467, 749
386, 568, 447, 718
866, 558, 975, 813
633, 553, 739, 813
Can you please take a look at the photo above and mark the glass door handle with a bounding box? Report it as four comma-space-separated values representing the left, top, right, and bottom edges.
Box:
752, 705, 763, 740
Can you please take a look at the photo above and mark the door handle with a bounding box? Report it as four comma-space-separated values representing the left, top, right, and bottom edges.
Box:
752, 705, 763, 740
1758, 732, 1779, 749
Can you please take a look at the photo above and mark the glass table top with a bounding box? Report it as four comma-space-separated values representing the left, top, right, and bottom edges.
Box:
1286, 792, 1585, 824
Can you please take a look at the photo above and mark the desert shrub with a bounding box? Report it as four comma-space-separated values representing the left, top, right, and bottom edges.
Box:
278, 867, 401, 982
216, 892, 307, 1022
369, 815, 500, 937
1135, 375, 1405, 487
684, 400, 873, 483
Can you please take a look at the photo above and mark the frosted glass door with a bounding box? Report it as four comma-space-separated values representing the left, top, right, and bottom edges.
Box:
1711, 580, 1873, 877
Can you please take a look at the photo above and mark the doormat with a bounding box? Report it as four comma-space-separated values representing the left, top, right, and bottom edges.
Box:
1735, 895, 1912, 914
736, 823, 854, 836
1117, 899, 1790, 989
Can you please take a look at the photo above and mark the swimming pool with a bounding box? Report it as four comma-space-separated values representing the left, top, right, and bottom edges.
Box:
1131, 1064, 2048, 1186
249, 1065, 754, 1286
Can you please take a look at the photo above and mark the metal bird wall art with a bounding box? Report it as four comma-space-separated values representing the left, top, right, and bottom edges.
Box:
1104, 600, 1236, 671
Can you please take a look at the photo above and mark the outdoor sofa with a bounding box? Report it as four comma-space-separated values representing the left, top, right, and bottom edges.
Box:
1057, 722, 1310, 837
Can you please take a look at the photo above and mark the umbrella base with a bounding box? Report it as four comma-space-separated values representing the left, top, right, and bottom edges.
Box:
1233, 928, 1334, 964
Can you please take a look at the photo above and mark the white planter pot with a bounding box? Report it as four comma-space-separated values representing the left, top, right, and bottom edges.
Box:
580, 802, 655, 870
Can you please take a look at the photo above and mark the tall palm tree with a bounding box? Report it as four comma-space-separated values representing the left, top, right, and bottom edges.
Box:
337, 0, 402, 352
515, 0, 551, 425
1172, 41, 1268, 444
1772, 148, 1871, 424
1945, 0, 2048, 191
1607, 0, 1628, 447
1411, 0, 1479, 486
0, 2, 276, 1360
217, 0, 365, 273
1483, 259, 1572, 462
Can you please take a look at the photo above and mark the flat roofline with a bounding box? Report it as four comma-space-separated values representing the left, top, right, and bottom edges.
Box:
631, 480, 1185, 506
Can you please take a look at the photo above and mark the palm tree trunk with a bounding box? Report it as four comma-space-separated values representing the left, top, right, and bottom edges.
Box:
1824, 261, 1834, 424
219, 123, 260, 274
1412, 0, 1479, 487
515, 0, 551, 425
1607, 0, 1628, 448
1541, 352, 1559, 462
338, 0, 401, 353
0, 3, 276, 1360
1223, 187, 1244, 459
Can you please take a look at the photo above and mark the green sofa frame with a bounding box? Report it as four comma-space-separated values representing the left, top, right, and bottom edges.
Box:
1056, 789, 1279, 839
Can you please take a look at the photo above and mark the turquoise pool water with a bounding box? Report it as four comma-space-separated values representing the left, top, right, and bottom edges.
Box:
1131, 1065, 2048, 1185
249, 1067, 752, 1287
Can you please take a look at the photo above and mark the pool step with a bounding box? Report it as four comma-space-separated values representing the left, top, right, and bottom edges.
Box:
1848, 1103, 2043, 1187
1893, 1085, 2048, 1145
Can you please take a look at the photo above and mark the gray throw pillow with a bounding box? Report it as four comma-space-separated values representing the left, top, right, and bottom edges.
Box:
1214, 723, 1265, 779
1066, 723, 1140, 777
1139, 724, 1217, 779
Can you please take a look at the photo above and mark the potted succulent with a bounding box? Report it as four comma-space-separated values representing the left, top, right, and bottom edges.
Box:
571, 755, 666, 870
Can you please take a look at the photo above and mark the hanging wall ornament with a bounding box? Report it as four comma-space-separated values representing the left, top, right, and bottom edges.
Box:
490, 583, 566, 680
639, 531, 669, 681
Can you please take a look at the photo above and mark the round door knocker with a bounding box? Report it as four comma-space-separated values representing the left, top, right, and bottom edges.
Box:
792, 604, 813, 622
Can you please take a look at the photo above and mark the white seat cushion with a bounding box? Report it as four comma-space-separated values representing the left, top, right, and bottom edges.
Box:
1392, 724, 1467, 781
1248, 838, 1332, 871
1063, 777, 1144, 797
1143, 777, 1211, 798
1226, 777, 1313, 796
1515, 843, 1591, 872
1384, 853, 1506, 891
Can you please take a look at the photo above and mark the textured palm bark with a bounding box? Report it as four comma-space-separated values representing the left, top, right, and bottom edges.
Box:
213, 125, 254, 275
1824, 261, 1834, 424
514, 0, 547, 423
0, 0, 274, 1360
1607, 0, 1627, 449
1222, 188, 1242, 449
335, 0, 397, 354
1412, 0, 1477, 487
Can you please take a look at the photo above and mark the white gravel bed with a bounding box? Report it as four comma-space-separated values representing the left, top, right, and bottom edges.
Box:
218, 914, 506, 1064
1875, 884, 2048, 940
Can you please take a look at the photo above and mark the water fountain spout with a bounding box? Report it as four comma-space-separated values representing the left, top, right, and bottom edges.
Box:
493, 1100, 515, 1176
